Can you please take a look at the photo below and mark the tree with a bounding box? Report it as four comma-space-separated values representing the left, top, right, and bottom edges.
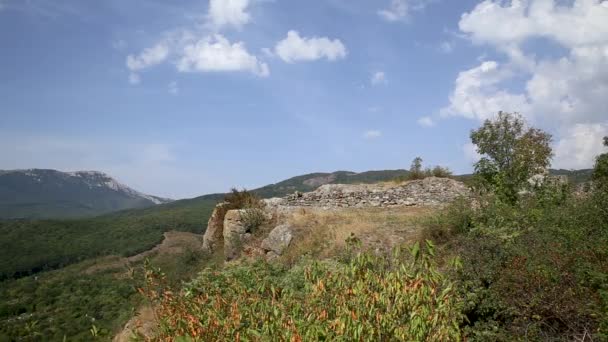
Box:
409, 157, 424, 180
431, 166, 452, 178
592, 136, 608, 188
470, 112, 553, 203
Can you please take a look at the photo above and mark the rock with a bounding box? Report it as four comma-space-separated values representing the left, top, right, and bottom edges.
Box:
223, 209, 248, 261
263, 197, 286, 208
202, 202, 229, 252
265, 251, 280, 261
278, 177, 470, 209
261, 224, 293, 256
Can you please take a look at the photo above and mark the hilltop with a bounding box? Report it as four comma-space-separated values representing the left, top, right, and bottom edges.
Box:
0, 169, 172, 219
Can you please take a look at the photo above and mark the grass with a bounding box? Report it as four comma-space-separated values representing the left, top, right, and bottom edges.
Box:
278, 206, 433, 265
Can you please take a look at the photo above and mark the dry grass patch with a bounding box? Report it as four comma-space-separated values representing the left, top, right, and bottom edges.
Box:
280, 206, 434, 264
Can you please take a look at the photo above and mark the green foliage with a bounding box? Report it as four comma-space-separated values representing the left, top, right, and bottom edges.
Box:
430, 166, 453, 178
224, 188, 267, 232
409, 156, 425, 180
0, 267, 138, 341
593, 136, 608, 189
0, 236, 212, 341
396, 157, 452, 182
470, 112, 553, 203
142, 241, 464, 341
423, 180, 608, 340
253, 170, 411, 198
420, 198, 474, 243
0, 197, 217, 280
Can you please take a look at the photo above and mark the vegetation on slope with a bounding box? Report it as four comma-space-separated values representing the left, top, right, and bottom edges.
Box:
141, 240, 463, 341
0, 232, 215, 341
252, 169, 411, 198
0, 196, 218, 280
0, 169, 412, 281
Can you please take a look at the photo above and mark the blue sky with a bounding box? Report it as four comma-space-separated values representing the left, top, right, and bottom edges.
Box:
1, 0, 607, 198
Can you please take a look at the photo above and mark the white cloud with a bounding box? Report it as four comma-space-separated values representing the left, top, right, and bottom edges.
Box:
459, 0, 608, 50
207, 0, 251, 29
363, 130, 382, 139
440, 60, 530, 121
378, 0, 431, 22
126, 43, 169, 72
441, 0, 608, 169
525, 45, 608, 125
274, 30, 347, 63
378, 0, 409, 21
168, 81, 179, 95
177, 34, 269, 77
371, 71, 387, 86
417, 116, 435, 127
553, 123, 608, 170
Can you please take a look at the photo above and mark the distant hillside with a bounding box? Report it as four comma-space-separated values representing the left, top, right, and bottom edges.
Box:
0, 169, 407, 279
0, 169, 173, 219
454, 169, 593, 185
253, 169, 410, 198
549, 168, 593, 184
0, 167, 593, 280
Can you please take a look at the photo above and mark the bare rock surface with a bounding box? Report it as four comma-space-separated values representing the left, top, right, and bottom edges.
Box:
202, 202, 229, 252
223, 209, 248, 261
261, 224, 293, 258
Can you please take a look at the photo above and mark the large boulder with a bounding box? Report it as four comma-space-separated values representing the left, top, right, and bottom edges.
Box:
223, 209, 249, 261
202, 202, 229, 252
261, 224, 293, 258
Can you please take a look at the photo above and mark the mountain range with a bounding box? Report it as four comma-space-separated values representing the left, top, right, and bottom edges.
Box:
0, 168, 592, 220
0, 169, 173, 219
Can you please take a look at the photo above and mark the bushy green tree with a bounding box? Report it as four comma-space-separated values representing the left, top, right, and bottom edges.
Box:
592, 136, 608, 187
470, 112, 553, 203
409, 156, 425, 180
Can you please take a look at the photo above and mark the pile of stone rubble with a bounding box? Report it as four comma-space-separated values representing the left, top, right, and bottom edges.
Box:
273, 177, 470, 209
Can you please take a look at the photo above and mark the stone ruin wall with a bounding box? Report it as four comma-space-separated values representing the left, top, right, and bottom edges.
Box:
202, 177, 471, 261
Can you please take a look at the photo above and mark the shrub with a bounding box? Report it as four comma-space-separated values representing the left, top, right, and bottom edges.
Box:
422, 185, 608, 340
420, 198, 474, 243
431, 166, 453, 178
223, 188, 267, 233
140, 241, 464, 341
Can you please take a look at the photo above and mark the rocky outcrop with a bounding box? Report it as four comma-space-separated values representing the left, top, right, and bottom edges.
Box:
202, 202, 229, 252
280, 177, 469, 209
203, 177, 469, 261
223, 210, 252, 261
261, 224, 293, 260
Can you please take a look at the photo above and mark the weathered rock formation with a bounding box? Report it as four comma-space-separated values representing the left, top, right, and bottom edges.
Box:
223, 210, 254, 261
202, 202, 229, 252
261, 224, 293, 260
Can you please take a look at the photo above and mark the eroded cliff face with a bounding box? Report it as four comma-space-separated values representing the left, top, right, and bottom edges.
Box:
201, 177, 470, 261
